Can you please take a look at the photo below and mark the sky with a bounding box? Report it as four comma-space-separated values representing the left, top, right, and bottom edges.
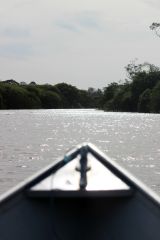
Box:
0, 0, 160, 89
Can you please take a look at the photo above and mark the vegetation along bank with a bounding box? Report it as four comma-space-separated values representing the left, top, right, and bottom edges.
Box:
1, 61, 160, 113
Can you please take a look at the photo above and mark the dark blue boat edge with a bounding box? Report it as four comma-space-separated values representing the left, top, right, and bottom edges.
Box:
0, 142, 159, 210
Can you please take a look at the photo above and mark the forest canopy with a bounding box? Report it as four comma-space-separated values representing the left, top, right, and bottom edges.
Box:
0, 81, 103, 110
1, 61, 160, 113
101, 61, 160, 113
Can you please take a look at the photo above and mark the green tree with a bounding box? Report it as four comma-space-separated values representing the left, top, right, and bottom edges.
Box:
102, 83, 119, 107
112, 84, 133, 112
40, 90, 62, 109
0, 93, 3, 109
2, 85, 30, 109
78, 90, 93, 108
55, 83, 80, 108
150, 82, 160, 113
138, 89, 151, 113
87, 88, 103, 108
125, 60, 160, 79
128, 62, 160, 111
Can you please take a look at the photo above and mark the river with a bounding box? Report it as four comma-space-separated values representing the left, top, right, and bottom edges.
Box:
0, 109, 160, 195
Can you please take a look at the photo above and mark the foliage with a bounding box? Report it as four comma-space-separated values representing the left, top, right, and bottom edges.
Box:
101, 61, 160, 113
40, 90, 62, 109
0, 93, 3, 109
0, 81, 100, 109
87, 88, 103, 108
138, 89, 151, 113
150, 82, 160, 113
150, 22, 160, 37
1, 60, 160, 113
55, 83, 80, 108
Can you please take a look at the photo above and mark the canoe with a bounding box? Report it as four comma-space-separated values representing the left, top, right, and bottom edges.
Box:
0, 143, 160, 240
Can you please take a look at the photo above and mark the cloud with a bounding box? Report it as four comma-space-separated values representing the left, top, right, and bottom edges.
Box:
0, 43, 33, 59
3, 26, 30, 38
55, 21, 78, 32
55, 11, 102, 32
0, 25, 32, 60
141, 0, 160, 9
75, 11, 102, 30
13, 0, 34, 8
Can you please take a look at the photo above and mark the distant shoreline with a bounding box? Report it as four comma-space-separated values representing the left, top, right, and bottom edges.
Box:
1, 61, 160, 114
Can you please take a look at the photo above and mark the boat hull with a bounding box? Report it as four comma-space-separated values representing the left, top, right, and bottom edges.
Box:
0, 192, 160, 240
0, 143, 160, 239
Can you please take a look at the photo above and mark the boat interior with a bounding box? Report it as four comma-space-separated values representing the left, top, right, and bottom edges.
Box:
0, 143, 160, 240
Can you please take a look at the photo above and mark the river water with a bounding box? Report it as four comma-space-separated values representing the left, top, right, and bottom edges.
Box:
0, 109, 160, 195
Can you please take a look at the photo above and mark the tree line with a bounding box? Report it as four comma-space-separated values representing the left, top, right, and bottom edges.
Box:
0, 80, 102, 109
101, 61, 160, 113
1, 61, 160, 113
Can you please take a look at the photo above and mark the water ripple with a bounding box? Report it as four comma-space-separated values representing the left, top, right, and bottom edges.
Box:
0, 109, 160, 195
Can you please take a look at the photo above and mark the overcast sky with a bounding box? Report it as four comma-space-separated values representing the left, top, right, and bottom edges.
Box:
0, 0, 160, 89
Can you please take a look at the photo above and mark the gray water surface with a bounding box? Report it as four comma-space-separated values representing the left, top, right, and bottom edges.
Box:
0, 109, 160, 195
